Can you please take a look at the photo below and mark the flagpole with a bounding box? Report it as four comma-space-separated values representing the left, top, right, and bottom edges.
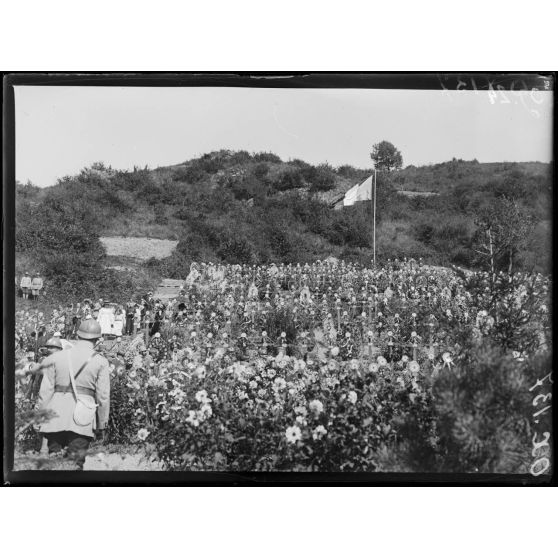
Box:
373, 168, 377, 269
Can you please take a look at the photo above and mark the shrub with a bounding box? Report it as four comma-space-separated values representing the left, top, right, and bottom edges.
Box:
179, 165, 208, 184
326, 209, 371, 247
253, 151, 282, 163
308, 164, 336, 192
431, 344, 551, 473
253, 162, 270, 179
152, 204, 167, 224
217, 236, 255, 264
272, 169, 306, 191
336, 165, 362, 180
228, 150, 253, 166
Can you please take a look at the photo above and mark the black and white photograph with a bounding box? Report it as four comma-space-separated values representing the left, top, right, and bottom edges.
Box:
3, 73, 554, 480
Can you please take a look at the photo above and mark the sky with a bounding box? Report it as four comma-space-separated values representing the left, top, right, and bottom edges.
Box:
15, 86, 553, 187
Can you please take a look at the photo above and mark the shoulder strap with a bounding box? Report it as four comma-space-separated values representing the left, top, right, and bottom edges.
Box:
67, 351, 98, 400
75, 352, 98, 380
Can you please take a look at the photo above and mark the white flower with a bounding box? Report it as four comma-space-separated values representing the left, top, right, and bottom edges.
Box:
129, 370, 137, 379
442, 352, 455, 369
312, 425, 327, 440
273, 377, 287, 390
368, 363, 379, 373
331, 346, 340, 357
249, 380, 258, 389
295, 415, 307, 425
195, 389, 211, 404
194, 365, 206, 379
294, 405, 308, 416
408, 361, 420, 374
308, 399, 324, 415
137, 428, 150, 441
199, 403, 213, 419
285, 425, 302, 444
377, 356, 387, 367
293, 359, 306, 372
185, 410, 200, 427
147, 375, 160, 387
347, 391, 358, 404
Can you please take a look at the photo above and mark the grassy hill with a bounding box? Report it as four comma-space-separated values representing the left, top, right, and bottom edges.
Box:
15, 150, 552, 300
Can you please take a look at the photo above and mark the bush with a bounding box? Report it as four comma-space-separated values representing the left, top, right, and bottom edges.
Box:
272, 169, 306, 191
431, 344, 551, 473
177, 165, 208, 184
253, 162, 270, 179
152, 204, 167, 224
325, 209, 371, 247
336, 165, 362, 180
308, 164, 336, 192
228, 150, 253, 166
217, 236, 255, 264
253, 151, 282, 163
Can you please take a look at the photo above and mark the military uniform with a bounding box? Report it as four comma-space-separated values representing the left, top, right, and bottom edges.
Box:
37, 339, 110, 466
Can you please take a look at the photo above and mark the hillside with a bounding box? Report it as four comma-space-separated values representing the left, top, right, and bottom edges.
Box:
394, 159, 550, 195
15, 150, 552, 300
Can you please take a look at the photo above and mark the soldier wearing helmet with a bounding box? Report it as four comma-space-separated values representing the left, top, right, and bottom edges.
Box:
43, 335, 64, 353
28, 318, 110, 468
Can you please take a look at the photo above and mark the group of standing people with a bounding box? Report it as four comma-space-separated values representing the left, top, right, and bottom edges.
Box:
18, 271, 44, 300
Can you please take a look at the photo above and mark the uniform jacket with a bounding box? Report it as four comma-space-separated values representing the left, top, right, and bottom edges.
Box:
31, 276, 43, 289
37, 340, 110, 437
20, 275, 32, 288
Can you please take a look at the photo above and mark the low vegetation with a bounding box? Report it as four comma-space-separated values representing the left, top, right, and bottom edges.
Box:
15, 150, 552, 304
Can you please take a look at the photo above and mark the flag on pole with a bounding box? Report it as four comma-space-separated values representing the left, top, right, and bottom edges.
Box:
343, 175, 374, 206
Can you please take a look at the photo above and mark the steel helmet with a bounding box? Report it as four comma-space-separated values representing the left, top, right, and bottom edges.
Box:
44, 337, 63, 350
77, 318, 102, 339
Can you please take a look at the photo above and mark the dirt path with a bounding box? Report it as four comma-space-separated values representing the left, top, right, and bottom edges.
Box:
84, 450, 162, 471
100, 236, 178, 261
